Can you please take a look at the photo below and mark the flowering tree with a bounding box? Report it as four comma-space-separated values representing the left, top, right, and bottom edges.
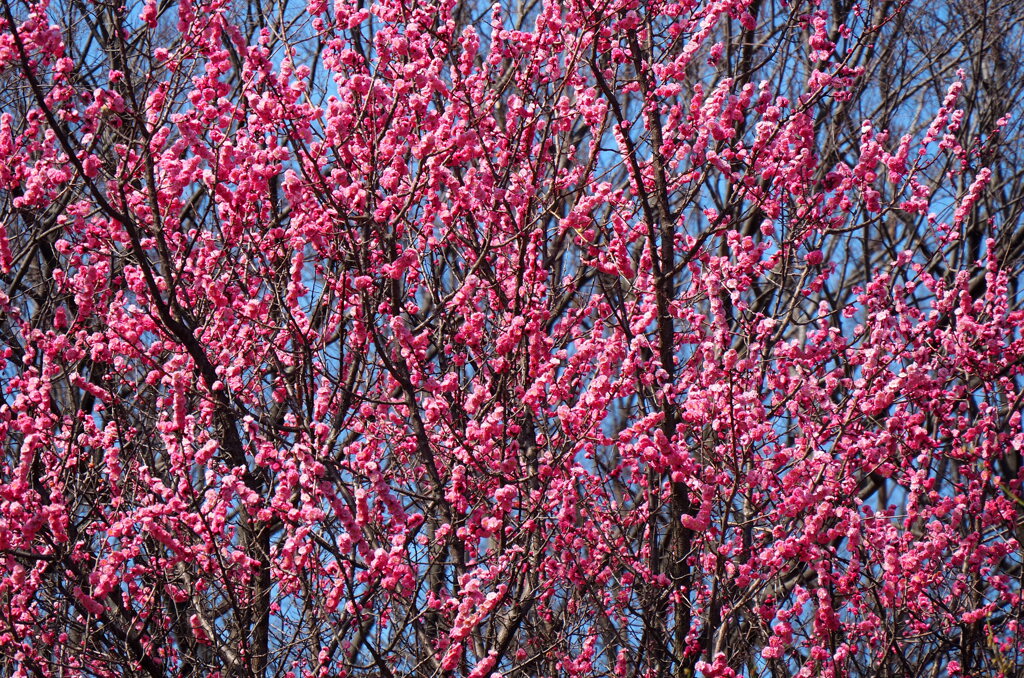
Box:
2, 0, 1024, 675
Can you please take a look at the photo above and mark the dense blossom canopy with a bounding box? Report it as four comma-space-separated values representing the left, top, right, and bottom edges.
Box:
1, 0, 1024, 676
